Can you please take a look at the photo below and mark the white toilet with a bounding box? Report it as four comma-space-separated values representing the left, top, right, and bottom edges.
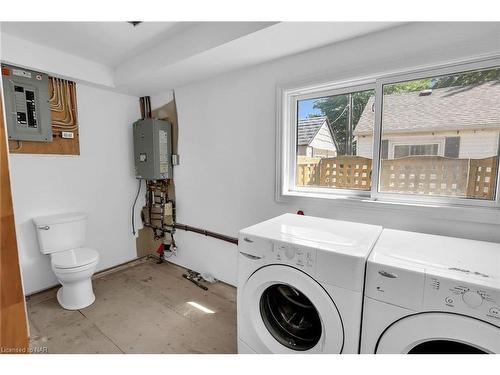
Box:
33, 212, 99, 310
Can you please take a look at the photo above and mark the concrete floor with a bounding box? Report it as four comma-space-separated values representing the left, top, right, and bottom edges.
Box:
26, 258, 237, 354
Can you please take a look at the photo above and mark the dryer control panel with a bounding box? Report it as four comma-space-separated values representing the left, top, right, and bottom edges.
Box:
365, 263, 500, 326
423, 274, 500, 326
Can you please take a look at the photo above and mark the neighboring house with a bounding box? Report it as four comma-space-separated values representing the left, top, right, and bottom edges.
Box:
354, 82, 500, 160
297, 116, 337, 158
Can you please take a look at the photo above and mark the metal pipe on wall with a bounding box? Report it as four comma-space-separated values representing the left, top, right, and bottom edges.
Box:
173, 223, 238, 245
139, 96, 152, 119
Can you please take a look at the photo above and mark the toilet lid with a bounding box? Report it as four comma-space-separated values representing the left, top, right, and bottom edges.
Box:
51, 247, 99, 269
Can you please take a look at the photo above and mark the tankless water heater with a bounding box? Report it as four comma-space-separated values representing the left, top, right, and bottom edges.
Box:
133, 118, 173, 180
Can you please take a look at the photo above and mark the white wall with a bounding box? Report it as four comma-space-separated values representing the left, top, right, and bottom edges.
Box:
2, 30, 143, 294
156, 22, 500, 286
9, 84, 141, 294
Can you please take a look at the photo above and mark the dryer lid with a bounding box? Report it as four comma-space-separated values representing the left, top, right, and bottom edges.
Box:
369, 229, 500, 286
51, 247, 99, 269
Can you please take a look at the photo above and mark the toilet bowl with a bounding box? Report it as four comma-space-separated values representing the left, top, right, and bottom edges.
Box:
51, 247, 99, 309
33, 213, 100, 310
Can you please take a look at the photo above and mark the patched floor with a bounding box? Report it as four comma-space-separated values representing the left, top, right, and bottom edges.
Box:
26, 258, 237, 354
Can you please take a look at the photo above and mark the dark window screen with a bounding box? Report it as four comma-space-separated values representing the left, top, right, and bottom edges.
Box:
444, 136, 461, 158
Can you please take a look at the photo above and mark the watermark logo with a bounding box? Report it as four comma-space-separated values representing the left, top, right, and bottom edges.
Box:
0, 346, 48, 354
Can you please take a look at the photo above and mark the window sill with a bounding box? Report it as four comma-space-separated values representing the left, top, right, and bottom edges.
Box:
278, 189, 500, 226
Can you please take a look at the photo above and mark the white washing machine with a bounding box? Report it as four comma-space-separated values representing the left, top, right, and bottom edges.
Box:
361, 229, 500, 354
237, 213, 382, 353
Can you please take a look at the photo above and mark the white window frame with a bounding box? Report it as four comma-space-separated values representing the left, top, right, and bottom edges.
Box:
276, 54, 500, 211
278, 79, 376, 199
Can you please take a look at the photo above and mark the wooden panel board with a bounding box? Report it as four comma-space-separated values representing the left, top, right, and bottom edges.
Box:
1, 91, 29, 353
8, 77, 80, 155
135, 227, 162, 258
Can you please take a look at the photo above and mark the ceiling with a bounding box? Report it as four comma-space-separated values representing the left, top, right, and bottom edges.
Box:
0, 22, 403, 95
1, 21, 197, 67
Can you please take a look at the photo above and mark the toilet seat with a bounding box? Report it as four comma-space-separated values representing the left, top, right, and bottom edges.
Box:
51, 247, 99, 269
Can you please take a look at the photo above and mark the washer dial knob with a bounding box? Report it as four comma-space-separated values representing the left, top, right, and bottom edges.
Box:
462, 291, 483, 308
284, 247, 296, 260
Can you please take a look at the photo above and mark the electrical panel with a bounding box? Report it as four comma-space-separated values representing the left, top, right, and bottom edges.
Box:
133, 118, 173, 180
1, 63, 52, 142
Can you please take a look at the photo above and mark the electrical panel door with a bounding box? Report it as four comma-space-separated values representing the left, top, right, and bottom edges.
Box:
133, 118, 173, 180
1, 64, 52, 142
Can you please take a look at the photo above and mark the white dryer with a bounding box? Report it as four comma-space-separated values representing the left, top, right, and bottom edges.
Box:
361, 229, 500, 354
237, 213, 382, 353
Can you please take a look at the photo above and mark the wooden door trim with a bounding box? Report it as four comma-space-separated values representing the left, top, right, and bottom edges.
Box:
0, 90, 29, 353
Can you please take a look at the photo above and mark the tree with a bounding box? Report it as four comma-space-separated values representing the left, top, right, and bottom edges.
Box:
313, 90, 373, 155
384, 79, 432, 94
432, 69, 500, 89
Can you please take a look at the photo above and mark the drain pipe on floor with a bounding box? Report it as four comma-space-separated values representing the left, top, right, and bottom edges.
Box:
173, 223, 238, 245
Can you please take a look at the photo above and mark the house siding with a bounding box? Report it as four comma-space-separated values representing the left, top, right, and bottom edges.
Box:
297, 123, 336, 157
356, 129, 500, 160
309, 123, 336, 157
297, 145, 312, 157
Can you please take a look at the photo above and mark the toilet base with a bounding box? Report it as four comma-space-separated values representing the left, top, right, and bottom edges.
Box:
56, 281, 95, 310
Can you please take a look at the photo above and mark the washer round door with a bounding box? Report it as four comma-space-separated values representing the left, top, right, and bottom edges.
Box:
376, 313, 500, 354
241, 265, 344, 353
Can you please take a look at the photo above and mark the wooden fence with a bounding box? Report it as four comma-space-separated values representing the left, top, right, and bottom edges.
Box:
297, 155, 498, 199
467, 157, 498, 199
298, 156, 373, 190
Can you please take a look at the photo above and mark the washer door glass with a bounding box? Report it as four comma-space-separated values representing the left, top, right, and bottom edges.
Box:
376, 313, 500, 354
408, 340, 487, 354
241, 265, 344, 353
260, 284, 322, 351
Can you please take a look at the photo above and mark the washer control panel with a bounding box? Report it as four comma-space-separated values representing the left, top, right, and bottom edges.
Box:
272, 242, 316, 270
424, 274, 500, 325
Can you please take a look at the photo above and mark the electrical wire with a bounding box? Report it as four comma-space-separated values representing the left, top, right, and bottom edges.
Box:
12, 140, 23, 151
131, 178, 142, 236
329, 104, 349, 125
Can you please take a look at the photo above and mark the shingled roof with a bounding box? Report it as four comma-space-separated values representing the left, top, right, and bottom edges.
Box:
297, 116, 332, 145
355, 82, 500, 135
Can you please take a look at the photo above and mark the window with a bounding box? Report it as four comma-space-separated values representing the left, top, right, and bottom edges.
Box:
393, 144, 439, 158
378, 66, 500, 201
295, 88, 375, 192
278, 57, 500, 207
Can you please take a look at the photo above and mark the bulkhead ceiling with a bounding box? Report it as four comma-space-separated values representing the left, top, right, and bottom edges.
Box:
1, 21, 197, 67
0, 22, 402, 95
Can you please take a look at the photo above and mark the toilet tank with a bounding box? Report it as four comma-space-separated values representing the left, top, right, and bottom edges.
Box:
33, 212, 87, 254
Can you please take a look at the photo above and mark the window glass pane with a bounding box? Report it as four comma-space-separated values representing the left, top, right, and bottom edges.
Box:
394, 145, 409, 158
379, 67, 500, 200
399, 143, 440, 156
296, 89, 374, 191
